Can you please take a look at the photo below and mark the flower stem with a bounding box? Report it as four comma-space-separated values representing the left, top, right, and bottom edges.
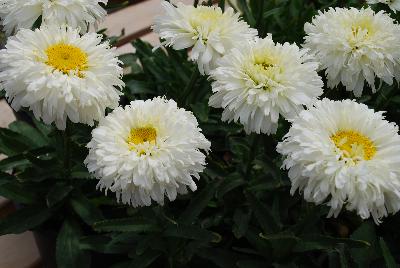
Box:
63, 122, 71, 180
245, 134, 260, 179
180, 69, 200, 107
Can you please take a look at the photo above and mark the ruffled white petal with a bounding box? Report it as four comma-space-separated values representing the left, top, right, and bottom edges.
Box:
0, 0, 107, 35
277, 99, 400, 224
152, 1, 257, 75
85, 97, 211, 207
367, 0, 400, 12
209, 35, 323, 134
0, 25, 123, 130
304, 7, 400, 97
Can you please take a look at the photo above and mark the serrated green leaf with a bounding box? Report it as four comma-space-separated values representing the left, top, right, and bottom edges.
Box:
293, 235, 370, 252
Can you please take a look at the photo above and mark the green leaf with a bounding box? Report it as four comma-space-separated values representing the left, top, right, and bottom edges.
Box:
46, 183, 74, 207
128, 250, 161, 268
93, 218, 160, 233
350, 222, 379, 267
263, 7, 282, 18
190, 102, 209, 122
379, 237, 397, 268
8, 121, 48, 147
125, 80, 155, 95
0, 128, 31, 155
69, 192, 104, 225
0, 172, 14, 186
0, 182, 37, 204
56, 219, 91, 268
216, 172, 246, 199
197, 248, 239, 268
293, 235, 370, 252
245, 192, 280, 233
179, 180, 220, 224
237, 260, 268, 268
0, 154, 30, 171
0, 205, 52, 235
232, 208, 251, 239
79, 235, 133, 254
164, 225, 221, 243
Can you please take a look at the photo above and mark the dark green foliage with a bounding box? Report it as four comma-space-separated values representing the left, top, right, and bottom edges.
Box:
1, 0, 400, 267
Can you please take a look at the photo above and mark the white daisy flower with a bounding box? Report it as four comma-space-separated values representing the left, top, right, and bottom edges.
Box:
152, 1, 257, 75
304, 7, 400, 97
0, 0, 107, 35
0, 25, 123, 130
208, 36, 324, 135
277, 99, 400, 224
85, 97, 211, 207
367, 0, 400, 12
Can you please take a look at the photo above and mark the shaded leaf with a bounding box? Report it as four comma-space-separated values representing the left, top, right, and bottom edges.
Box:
56, 219, 90, 268
93, 218, 160, 233
379, 237, 397, 268
0, 205, 52, 235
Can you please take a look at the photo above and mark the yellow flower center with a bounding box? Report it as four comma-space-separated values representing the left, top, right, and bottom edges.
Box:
245, 52, 281, 90
45, 43, 88, 77
348, 20, 374, 50
127, 127, 157, 151
190, 7, 221, 30
331, 130, 376, 162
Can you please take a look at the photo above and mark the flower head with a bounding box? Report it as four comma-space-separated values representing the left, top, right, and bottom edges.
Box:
85, 97, 211, 207
0, 0, 107, 35
152, 1, 257, 74
367, 0, 400, 12
277, 99, 400, 223
209, 36, 323, 134
0, 25, 123, 129
304, 7, 400, 97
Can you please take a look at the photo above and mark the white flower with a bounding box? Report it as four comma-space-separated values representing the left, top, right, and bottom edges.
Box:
0, 25, 123, 130
367, 0, 400, 12
0, 0, 107, 35
208, 36, 323, 135
304, 7, 400, 97
152, 1, 257, 75
85, 97, 211, 207
277, 99, 400, 224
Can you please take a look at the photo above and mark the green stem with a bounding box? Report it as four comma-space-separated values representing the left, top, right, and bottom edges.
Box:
180, 69, 200, 107
63, 122, 71, 180
245, 134, 260, 179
